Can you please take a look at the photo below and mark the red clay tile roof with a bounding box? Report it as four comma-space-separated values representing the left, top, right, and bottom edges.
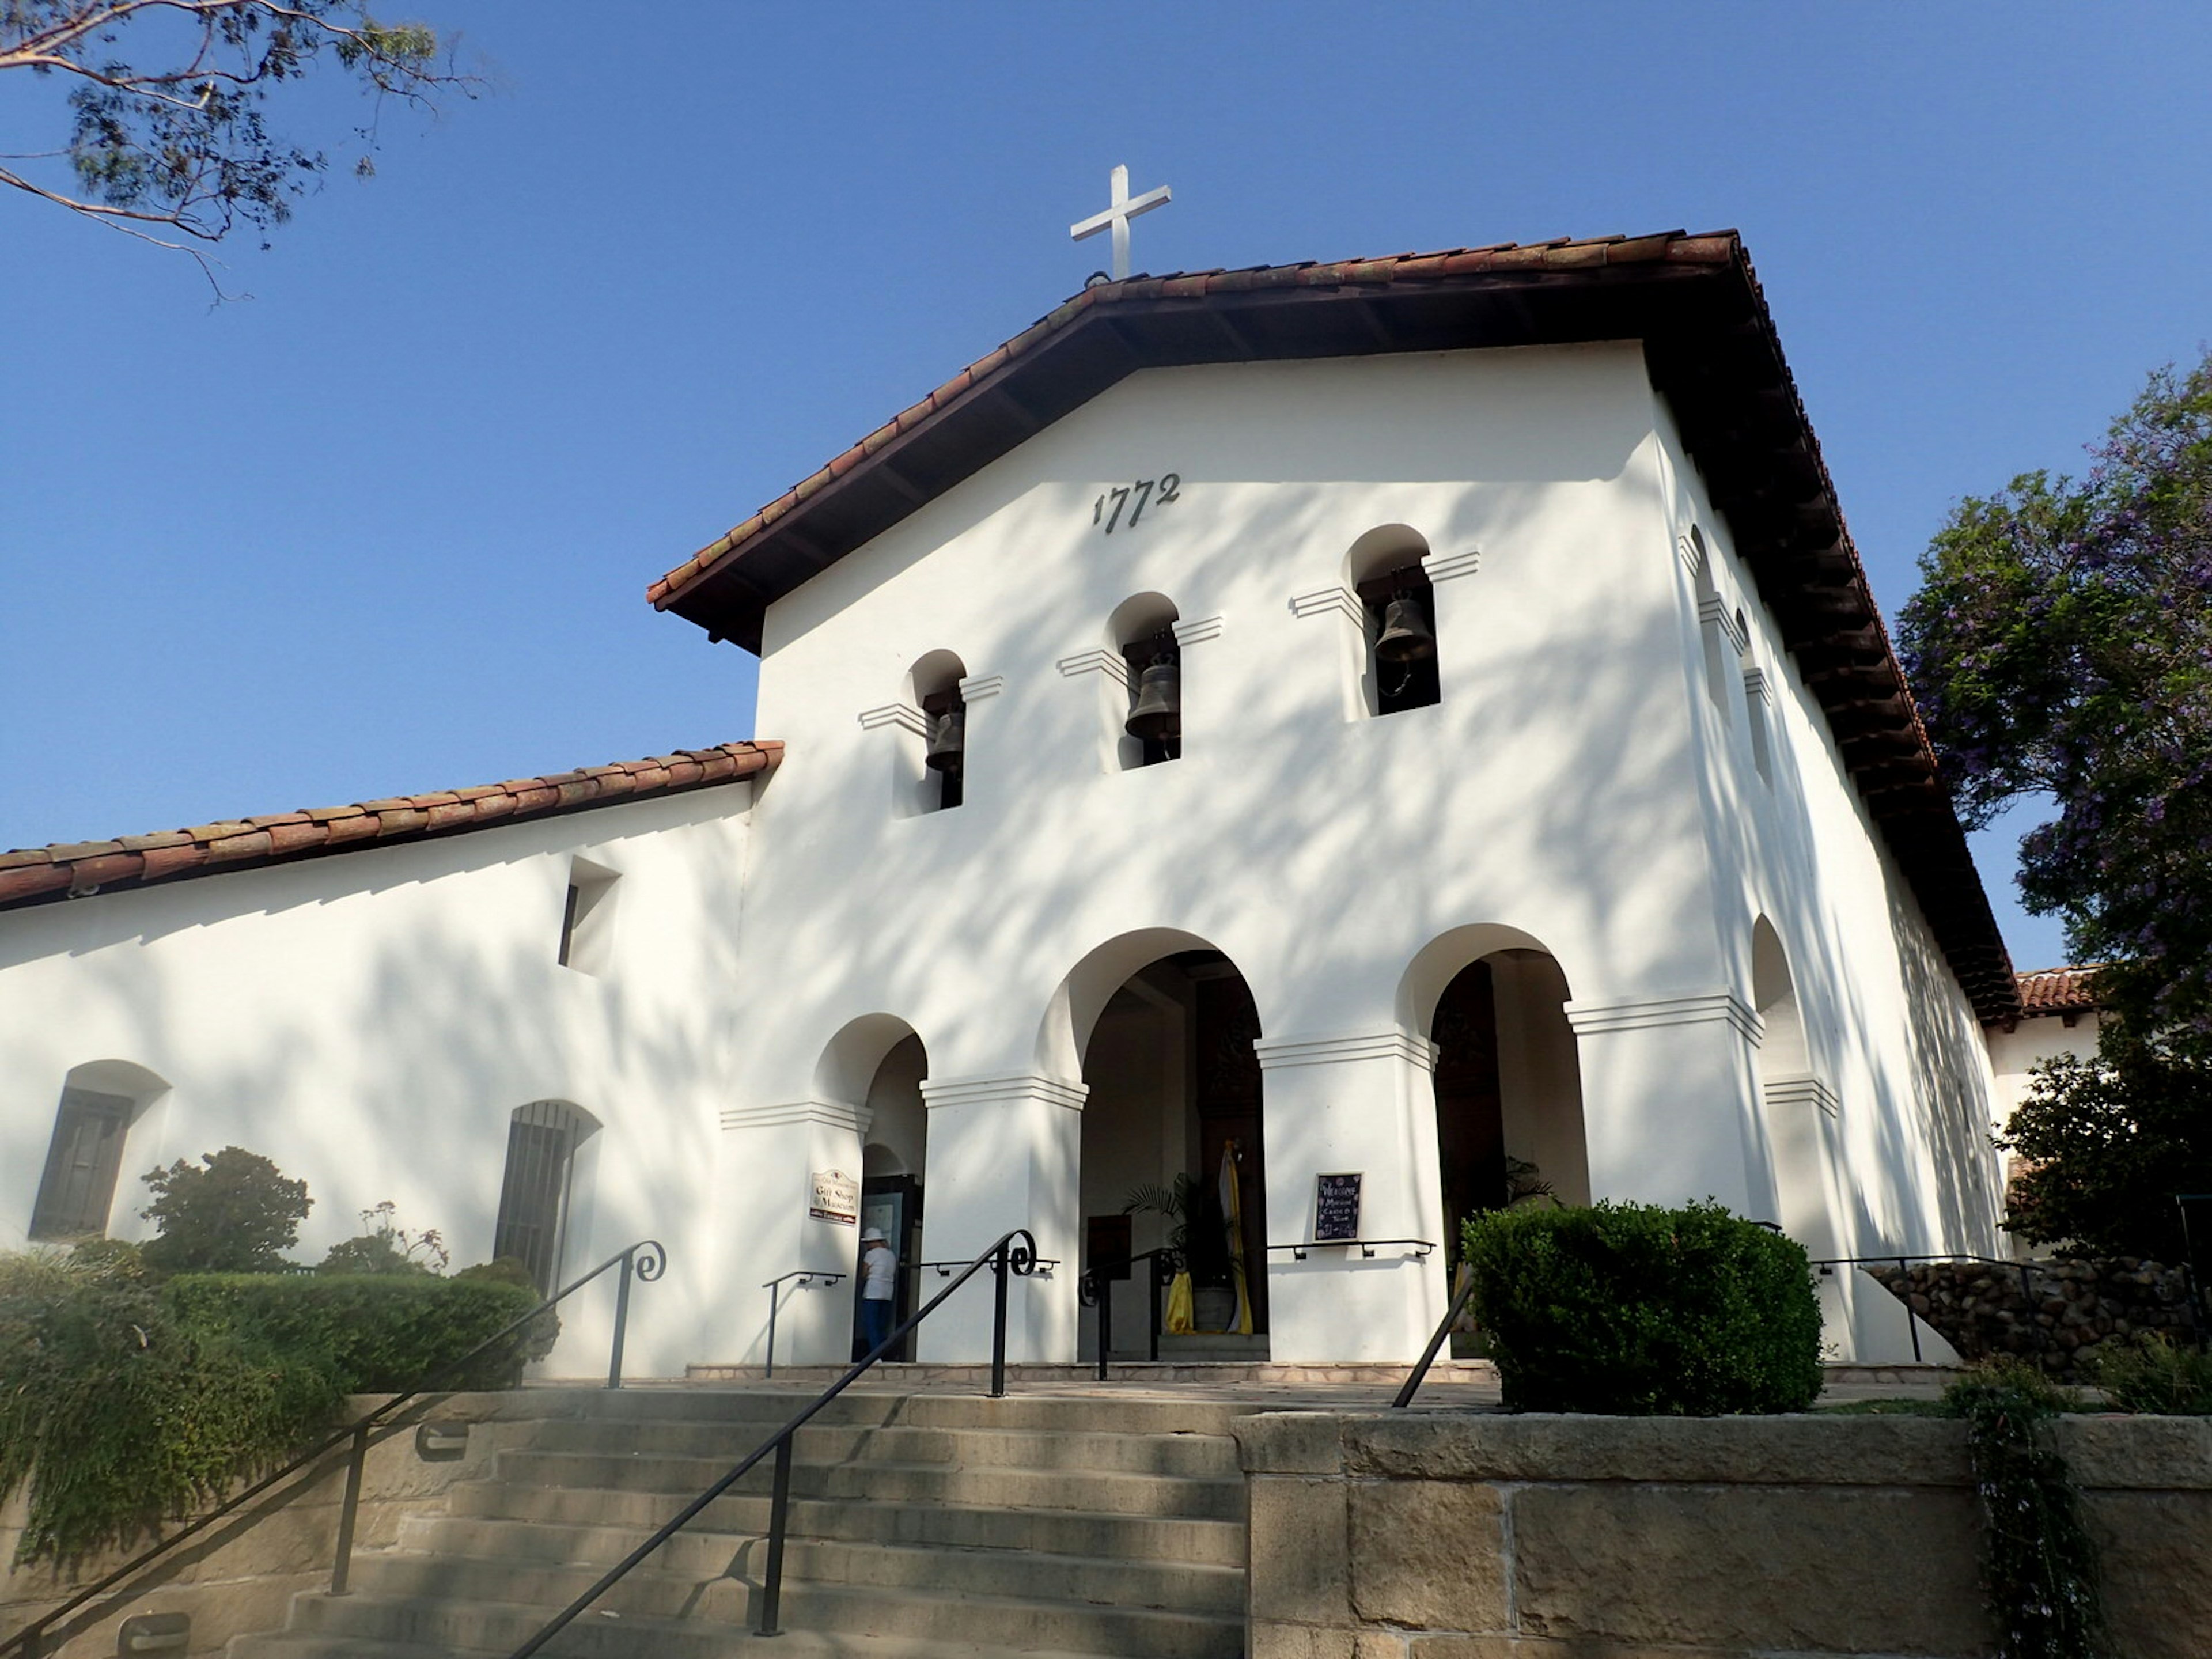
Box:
650, 231, 1739, 623
0, 741, 781, 912
650, 228, 2024, 1024
2015, 965, 2103, 1014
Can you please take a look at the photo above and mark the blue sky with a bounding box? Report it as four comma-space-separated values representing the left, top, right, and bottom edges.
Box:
5, 3, 2209, 972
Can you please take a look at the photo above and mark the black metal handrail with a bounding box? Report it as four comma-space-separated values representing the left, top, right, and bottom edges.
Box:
3, 1239, 666, 1659
505, 1226, 1045, 1657
1392, 1266, 1479, 1408
1077, 1245, 1183, 1378
760, 1269, 846, 1380
1268, 1237, 1435, 1260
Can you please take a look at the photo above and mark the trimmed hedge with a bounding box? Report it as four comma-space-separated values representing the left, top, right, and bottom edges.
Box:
165, 1271, 542, 1391
1, 1256, 544, 1564
1460, 1199, 1824, 1415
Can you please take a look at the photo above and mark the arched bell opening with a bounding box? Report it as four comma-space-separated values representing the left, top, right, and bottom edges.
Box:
907, 650, 968, 812
1054, 930, 1268, 1361
1347, 524, 1438, 717
1406, 930, 1589, 1266
1107, 593, 1181, 769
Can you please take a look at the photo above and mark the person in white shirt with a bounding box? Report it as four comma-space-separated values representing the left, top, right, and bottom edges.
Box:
858, 1226, 897, 1355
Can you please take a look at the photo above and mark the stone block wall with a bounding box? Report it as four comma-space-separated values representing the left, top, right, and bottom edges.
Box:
1863, 1257, 2198, 1380
1236, 1410, 2212, 1659
0, 1392, 558, 1658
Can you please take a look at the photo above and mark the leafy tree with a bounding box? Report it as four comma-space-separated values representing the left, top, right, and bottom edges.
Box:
1999, 1032, 2212, 1262
139, 1145, 311, 1274
1898, 353, 2212, 1059
1, 1, 472, 277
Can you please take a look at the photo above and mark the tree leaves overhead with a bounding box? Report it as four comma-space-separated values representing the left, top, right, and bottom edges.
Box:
1, 1, 470, 269
1900, 354, 2212, 1054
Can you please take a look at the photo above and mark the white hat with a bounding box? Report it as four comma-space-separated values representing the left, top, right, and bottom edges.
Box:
861, 1227, 886, 1243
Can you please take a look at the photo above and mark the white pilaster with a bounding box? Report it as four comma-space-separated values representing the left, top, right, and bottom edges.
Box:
1251, 1029, 1449, 1363
1562, 991, 1767, 1213
915, 1072, 1086, 1361
718, 1097, 872, 1365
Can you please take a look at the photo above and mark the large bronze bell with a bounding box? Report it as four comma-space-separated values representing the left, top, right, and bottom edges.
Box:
1374, 594, 1437, 664
925, 704, 965, 771
1124, 660, 1181, 744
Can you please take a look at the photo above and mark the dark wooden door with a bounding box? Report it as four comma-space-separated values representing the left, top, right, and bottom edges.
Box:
1195, 975, 1267, 1331
1431, 961, 1506, 1259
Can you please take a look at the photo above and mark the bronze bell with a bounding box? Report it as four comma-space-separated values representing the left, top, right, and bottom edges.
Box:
1124, 660, 1181, 744
1374, 594, 1437, 664
925, 704, 965, 771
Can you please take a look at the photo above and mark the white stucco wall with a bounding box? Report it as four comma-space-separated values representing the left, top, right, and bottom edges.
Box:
0, 785, 757, 1378
2, 341, 2028, 1374
1648, 407, 2008, 1359
711, 342, 1987, 1366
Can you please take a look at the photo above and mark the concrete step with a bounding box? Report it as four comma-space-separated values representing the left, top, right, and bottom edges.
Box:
484, 1449, 1244, 1518
517, 1417, 1243, 1477
286, 1575, 1241, 1658
233, 1610, 1131, 1659
362, 1531, 1243, 1614
437, 1484, 1249, 1565
535, 1388, 1258, 1437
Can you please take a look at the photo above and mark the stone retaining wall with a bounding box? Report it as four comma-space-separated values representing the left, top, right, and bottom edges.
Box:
0, 1392, 555, 1658
1863, 1257, 2198, 1381
1236, 1410, 2212, 1659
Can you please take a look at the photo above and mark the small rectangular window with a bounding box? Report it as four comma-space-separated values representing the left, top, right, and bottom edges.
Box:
557, 859, 619, 975
30, 1088, 132, 1240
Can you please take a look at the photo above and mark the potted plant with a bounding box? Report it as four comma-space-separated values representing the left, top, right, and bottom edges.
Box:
1124, 1174, 1236, 1331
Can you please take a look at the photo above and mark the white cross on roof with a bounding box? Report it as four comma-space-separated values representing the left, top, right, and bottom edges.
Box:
1070, 165, 1172, 282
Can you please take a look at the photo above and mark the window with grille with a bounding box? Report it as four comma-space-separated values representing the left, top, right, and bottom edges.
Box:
30, 1088, 132, 1240
491, 1100, 596, 1294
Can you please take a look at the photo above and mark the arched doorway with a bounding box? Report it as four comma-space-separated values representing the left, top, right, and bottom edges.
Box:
1059, 934, 1268, 1360
1407, 931, 1589, 1259
815, 1014, 928, 1360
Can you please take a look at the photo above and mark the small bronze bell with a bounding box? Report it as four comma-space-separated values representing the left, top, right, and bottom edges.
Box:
1374, 594, 1437, 664
1124, 660, 1181, 744
925, 705, 965, 771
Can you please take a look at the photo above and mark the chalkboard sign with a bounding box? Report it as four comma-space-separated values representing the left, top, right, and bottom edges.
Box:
1313, 1172, 1363, 1243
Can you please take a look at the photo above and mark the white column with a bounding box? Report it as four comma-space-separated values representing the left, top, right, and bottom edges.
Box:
717, 1098, 870, 1366
1253, 1029, 1449, 1363
1562, 991, 1770, 1215
915, 1072, 1085, 1362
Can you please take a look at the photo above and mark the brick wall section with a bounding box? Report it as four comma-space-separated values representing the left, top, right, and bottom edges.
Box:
0, 741, 781, 911
1236, 1411, 2212, 1659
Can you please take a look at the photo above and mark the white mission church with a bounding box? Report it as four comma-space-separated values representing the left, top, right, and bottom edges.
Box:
2, 228, 2048, 1374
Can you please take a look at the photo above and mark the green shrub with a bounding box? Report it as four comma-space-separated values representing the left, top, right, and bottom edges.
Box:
2092, 1331, 2212, 1415
165, 1271, 542, 1391
1459, 1199, 1824, 1415
318, 1200, 450, 1276
0, 1249, 341, 1565
139, 1146, 312, 1275
456, 1256, 560, 1363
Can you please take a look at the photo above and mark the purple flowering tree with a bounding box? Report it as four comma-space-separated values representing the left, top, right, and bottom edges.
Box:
1900, 353, 2212, 1058
1901, 354, 2212, 1256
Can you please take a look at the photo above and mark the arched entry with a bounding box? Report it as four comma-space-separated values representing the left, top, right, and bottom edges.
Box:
815, 1014, 929, 1359
1753, 919, 1836, 1255
1052, 931, 1268, 1359
1404, 929, 1589, 1257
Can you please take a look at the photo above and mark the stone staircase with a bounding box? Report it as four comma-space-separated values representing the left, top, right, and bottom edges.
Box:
230, 1389, 1252, 1658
